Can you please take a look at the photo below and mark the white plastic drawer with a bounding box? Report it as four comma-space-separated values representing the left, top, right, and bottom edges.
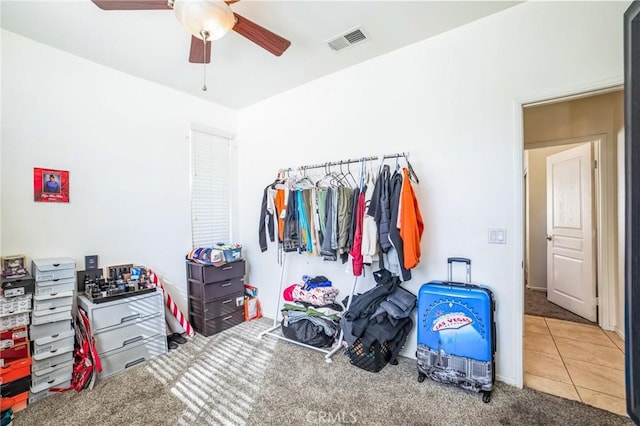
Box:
95, 312, 164, 355
32, 305, 72, 325
33, 291, 73, 311
30, 369, 72, 394
30, 320, 72, 341
99, 333, 167, 379
31, 258, 75, 282
34, 278, 75, 296
29, 380, 71, 404
92, 292, 163, 332
33, 329, 74, 356
31, 361, 73, 388
0, 294, 32, 316
32, 349, 73, 373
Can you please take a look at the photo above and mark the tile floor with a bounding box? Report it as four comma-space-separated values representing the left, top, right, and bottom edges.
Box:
524, 314, 627, 417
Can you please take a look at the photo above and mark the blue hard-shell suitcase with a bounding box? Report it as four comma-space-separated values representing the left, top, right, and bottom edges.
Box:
417, 257, 496, 403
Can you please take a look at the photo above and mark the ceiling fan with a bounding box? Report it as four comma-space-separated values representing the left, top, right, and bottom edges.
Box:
91, 0, 291, 64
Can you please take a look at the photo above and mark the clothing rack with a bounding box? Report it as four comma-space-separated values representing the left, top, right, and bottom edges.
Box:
277, 151, 419, 184
258, 151, 415, 361
258, 253, 359, 363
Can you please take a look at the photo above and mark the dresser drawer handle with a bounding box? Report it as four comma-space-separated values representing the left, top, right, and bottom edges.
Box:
222, 315, 233, 321
123, 336, 143, 347
125, 358, 145, 369
120, 313, 141, 323
50, 293, 58, 297
51, 334, 59, 338
220, 282, 232, 288
222, 266, 233, 271
52, 279, 60, 282
221, 299, 232, 304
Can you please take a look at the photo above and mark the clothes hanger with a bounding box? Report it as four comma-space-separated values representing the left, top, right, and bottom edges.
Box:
404, 153, 420, 184
344, 161, 359, 188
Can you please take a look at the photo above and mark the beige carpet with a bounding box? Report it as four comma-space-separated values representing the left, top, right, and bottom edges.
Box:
14, 318, 632, 426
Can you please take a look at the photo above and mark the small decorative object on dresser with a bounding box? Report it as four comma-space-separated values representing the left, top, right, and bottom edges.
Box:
1, 255, 27, 279
186, 259, 246, 336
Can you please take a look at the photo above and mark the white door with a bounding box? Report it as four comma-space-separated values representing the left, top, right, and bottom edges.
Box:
546, 143, 597, 322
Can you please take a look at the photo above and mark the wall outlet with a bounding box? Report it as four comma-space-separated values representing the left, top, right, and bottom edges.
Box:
489, 228, 507, 244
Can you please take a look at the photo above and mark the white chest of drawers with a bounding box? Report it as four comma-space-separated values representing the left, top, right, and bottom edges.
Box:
77, 290, 167, 379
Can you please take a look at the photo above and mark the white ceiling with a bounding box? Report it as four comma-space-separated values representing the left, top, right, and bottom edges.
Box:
1, 0, 521, 109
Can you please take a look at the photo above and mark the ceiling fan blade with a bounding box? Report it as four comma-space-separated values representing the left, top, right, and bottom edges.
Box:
225, 0, 240, 4
91, 0, 171, 10
232, 13, 291, 57
189, 36, 212, 64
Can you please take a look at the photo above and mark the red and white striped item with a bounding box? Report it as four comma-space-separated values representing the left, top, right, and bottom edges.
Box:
148, 270, 194, 337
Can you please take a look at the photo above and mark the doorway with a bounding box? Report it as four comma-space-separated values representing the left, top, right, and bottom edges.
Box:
522, 89, 627, 417
524, 139, 598, 325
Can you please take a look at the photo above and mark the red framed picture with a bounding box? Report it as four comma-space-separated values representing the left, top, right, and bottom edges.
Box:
34, 168, 69, 203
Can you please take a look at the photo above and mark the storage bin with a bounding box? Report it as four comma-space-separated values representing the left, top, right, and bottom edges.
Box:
189, 309, 244, 337
0, 274, 35, 298
0, 357, 31, 384
0, 326, 27, 349
30, 320, 72, 341
0, 294, 32, 317
31, 305, 72, 325
31, 258, 75, 282
0, 390, 28, 413
186, 260, 245, 284
34, 277, 75, 297
0, 312, 29, 332
31, 361, 73, 388
32, 329, 74, 356
0, 343, 29, 367
28, 380, 70, 403
33, 291, 74, 311
32, 349, 73, 373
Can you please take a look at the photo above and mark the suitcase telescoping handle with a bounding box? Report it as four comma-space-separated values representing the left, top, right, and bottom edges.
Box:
447, 257, 471, 284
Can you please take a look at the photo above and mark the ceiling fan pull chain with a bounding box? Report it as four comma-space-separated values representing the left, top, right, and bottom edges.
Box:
200, 30, 209, 92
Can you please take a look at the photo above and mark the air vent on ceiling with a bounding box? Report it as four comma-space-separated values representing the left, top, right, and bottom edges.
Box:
326, 27, 369, 52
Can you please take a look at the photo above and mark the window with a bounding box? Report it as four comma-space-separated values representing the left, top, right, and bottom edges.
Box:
190, 125, 233, 248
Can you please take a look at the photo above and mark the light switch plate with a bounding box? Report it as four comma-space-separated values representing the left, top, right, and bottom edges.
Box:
488, 228, 507, 244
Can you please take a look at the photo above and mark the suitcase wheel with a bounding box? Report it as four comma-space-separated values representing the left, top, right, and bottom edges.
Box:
417, 372, 426, 383
482, 391, 491, 403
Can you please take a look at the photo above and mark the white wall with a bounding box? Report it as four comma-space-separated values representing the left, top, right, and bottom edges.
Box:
526, 144, 583, 290
237, 1, 628, 386
1, 30, 238, 316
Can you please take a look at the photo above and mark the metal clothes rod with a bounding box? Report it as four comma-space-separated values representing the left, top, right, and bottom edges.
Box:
278, 152, 409, 173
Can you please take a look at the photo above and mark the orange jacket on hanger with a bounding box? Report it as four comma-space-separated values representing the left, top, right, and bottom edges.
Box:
399, 168, 424, 269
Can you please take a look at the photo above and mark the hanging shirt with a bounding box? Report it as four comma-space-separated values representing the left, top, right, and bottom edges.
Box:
350, 190, 366, 276
275, 188, 286, 242
399, 168, 424, 269
361, 169, 378, 264
388, 170, 411, 281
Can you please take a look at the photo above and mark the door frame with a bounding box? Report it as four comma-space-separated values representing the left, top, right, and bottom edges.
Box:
512, 79, 623, 389
526, 135, 608, 326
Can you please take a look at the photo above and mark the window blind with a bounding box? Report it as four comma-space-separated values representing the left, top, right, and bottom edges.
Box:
190, 128, 231, 248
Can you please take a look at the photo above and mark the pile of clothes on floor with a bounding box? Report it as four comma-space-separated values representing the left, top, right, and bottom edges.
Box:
280, 275, 343, 348
340, 268, 416, 372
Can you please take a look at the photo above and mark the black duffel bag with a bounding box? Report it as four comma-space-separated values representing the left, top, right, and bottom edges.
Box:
281, 312, 335, 348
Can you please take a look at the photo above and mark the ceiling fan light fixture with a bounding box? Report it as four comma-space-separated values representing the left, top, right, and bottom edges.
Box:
174, 0, 235, 41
